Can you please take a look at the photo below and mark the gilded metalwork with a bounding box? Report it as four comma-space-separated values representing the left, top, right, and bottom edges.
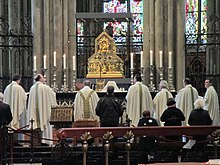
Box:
86, 31, 124, 78
103, 131, 114, 141
80, 132, 92, 141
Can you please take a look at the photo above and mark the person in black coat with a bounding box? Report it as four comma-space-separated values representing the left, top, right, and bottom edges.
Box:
96, 86, 123, 127
188, 98, 212, 143
0, 92, 12, 128
138, 110, 159, 163
160, 98, 185, 126
0, 92, 12, 164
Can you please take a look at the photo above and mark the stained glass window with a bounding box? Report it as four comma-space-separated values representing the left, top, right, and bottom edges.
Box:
185, 0, 207, 43
103, 0, 143, 43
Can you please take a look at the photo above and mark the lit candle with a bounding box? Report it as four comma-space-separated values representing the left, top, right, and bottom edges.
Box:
63, 54, 66, 69
130, 53, 134, 69
33, 56, 37, 71
168, 51, 172, 68
159, 51, 163, 67
43, 55, 47, 69
140, 51, 143, 68
73, 56, 76, 70
150, 50, 153, 65
53, 51, 56, 66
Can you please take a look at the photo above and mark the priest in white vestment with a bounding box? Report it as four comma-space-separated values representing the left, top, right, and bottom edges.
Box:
27, 74, 57, 145
74, 80, 99, 122
126, 75, 153, 127
3, 74, 26, 130
175, 78, 198, 125
153, 80, 173, 126
204, 78, 219, 125
101, 81, 121, 92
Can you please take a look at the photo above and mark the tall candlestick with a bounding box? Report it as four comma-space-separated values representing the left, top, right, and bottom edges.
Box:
63, 54, 66, 69
33, 56, 37, 71
159, 51, 163, 67
168, 51, 172, 68
53, 51, 56, 66
140, 51, 143, 68
73, 56, 76, 70
130, 53, 134, 69
150, 50, 153, 65
43, 55, 47, 69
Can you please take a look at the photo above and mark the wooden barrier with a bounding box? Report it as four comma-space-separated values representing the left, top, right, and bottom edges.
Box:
57, 126, 220, 140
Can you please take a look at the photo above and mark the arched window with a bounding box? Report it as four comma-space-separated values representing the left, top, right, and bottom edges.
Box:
185, 0, 207, 43
103, 0, 143, 43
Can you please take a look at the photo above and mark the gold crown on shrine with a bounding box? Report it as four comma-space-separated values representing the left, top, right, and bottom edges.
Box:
86, 31, 124, 78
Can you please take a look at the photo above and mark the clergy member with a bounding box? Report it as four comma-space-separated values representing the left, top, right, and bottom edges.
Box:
3, 74, 27, 143
126, 74, 153, 126
27, 74, 57, 146
175, 78, 198, 125
74, 80, 99, 121
204, 78, 219, 125
153, 80, 173, 126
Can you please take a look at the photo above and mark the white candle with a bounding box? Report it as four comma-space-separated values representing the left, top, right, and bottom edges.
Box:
159, 51, 163, 67
168, 51, 172, 68
150, 50, 153, 65
33, 56, 37, 71
63, 54, 66, 69
140, 51, 143, 68
73, 56, 76, 70
43, 55, 47, 69
130, 53, 134, 69
53, 51, 56, 66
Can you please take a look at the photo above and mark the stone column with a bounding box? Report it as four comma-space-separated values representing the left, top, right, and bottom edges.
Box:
143, 0, 151, 85
43, 0, 50, 84
175, 0, 185, 90
168, 0, 174, 61
63, 0, 70, 87
68, 0, 77, 87
53, 0, 63, 89
31, 0, 43, 75
155, 0, 164, 88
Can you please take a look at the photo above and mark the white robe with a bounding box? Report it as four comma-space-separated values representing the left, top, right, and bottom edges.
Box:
204, 86, 219, 126
27, 82, 57, 145
126, 82, 153, 127
175, 84, 198, 125
153, 88, 173, 126
3, 81, 26, 129
74, 86, 99, 121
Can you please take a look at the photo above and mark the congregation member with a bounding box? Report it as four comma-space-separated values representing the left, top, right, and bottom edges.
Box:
74, 80, 99, 122
27, 74, 57, 146
0, 92, 13, 128
3, 74, 26, 143
126, 74, 153, 126
183, 98, 212, 162
96, 86, 123, 127
160, 98, 185, 126
153, 80, 173, 125
161, 98, 185, 141
204, 78, 219, 125
138, 110, 158, 163
0, 92, 13, 164
175, 78, 198, 125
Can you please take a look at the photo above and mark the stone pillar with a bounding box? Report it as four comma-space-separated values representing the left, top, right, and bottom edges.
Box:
31, 0, 43, 75
175, 0, 185, 90
68, 0, 77, 87
155, 0, 164, 88
43, 0, 50, 84
53, 0, 63, 89
143, 0, 151, 85
167, 0, 174, 62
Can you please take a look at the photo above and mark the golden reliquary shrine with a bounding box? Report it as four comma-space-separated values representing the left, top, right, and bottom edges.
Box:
86, 31, 124, 78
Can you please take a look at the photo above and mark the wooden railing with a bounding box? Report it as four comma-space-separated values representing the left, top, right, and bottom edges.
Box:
57, 126, 220, 165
